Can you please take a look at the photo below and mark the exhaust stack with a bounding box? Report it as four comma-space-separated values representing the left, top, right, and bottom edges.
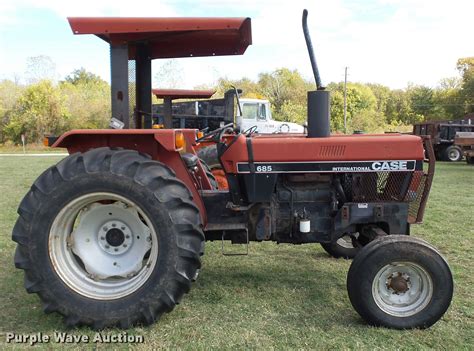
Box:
302, 9, 330, 138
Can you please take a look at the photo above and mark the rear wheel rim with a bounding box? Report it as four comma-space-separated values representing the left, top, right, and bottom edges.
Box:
372, 262, 433, 317
49, 192, 158, 300
448, 149, 460, 161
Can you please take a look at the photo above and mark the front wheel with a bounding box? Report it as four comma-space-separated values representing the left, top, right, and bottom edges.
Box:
12, 148, 204, 329
347, 235, 453, 329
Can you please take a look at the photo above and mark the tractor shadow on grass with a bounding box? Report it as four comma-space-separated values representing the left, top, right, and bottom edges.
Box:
192, 245, 364, 328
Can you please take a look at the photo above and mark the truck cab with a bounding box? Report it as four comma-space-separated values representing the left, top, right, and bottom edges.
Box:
237, 98, 304, 133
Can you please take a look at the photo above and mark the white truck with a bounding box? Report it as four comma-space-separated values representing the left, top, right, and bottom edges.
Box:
237, 98, 304, 134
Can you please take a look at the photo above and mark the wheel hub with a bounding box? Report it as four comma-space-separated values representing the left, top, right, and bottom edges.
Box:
98, 220, 133, 255
387, 273, 410, 294
106, 228, 124, 246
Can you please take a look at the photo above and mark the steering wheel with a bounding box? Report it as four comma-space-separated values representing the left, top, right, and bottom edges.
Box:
196, 123, 234, 143
242, 125, 258, 136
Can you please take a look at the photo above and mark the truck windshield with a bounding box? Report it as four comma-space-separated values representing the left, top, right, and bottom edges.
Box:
242, 103, 259, 119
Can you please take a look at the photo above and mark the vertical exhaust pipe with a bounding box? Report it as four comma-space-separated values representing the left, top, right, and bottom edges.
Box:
302, 9, 330, 138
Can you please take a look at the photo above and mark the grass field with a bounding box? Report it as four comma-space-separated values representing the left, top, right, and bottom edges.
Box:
0, 156, 472, 350
0, 143, 65, 154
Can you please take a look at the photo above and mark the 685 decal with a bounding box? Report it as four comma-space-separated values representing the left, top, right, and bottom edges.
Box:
256, 165, 273, 172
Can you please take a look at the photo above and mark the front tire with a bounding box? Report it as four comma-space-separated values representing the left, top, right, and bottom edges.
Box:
12, 147, 204, 329
347, 235, 453, 329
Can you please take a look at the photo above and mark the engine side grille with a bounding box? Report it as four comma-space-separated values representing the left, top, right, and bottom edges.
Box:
342, 170, 427, 223
319, 145, 346, 157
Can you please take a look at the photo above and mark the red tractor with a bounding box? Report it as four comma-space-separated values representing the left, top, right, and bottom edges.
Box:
13, 10, 452, 330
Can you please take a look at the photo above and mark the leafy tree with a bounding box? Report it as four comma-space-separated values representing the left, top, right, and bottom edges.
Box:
456, 57, 474, 113
60, 69, 110, 129
328, 82, 378, 133
0, 80, 24, 142
64, 68, 105, 86
4, 80, 69, 143
213, 77, 263, 99
279, 100, 306, 125
367, 83, 391, 118
258, 68, 312, 116
431, 77, 464, 120
407, 85, 435, 120
385, 89, 421, 125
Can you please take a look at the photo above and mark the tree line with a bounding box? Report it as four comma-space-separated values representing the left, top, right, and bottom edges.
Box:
0, 56, 472, 144
209, 57, 473, 133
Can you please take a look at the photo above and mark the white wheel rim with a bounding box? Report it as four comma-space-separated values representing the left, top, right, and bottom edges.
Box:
372, 262, 433, 317
49, 192, 158, 300
448, 149, 460, 161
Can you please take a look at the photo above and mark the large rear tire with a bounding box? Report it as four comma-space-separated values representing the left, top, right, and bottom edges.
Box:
12, 147, 204, 329
347, 235, 453, 329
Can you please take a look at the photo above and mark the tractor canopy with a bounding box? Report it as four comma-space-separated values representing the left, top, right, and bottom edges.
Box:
68, 17, 252, 59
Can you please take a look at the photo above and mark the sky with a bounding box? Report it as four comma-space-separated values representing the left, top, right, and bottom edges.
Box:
0, 0, 472, 90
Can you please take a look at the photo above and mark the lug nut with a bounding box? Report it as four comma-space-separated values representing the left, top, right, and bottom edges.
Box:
114, 248, 118, 252
123, 244, 128, 248
126, 235, 130, 239
121, 226, 126, 230
100, 236, 105, 240
112, 223, 116, 227
103, 226, 108, 231
105, 245, 110, 249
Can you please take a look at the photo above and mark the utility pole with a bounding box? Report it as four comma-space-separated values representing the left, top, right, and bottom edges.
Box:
343, 66, 348, 134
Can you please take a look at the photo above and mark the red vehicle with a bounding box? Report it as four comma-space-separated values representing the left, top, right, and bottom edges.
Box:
13, 10, 452, 330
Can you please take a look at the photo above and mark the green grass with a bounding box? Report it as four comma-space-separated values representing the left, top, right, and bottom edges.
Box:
0, 143, 65, 153
0, 157, 472, 350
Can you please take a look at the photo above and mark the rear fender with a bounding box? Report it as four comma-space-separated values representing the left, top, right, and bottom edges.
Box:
52, 129, 208, 224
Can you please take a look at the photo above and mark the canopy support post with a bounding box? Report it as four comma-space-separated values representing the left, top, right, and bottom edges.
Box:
136, 43, 152, 129
110, 43, 130, 128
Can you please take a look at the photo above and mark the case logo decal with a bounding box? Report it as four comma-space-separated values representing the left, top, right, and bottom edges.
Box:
237, 160, 420, 173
